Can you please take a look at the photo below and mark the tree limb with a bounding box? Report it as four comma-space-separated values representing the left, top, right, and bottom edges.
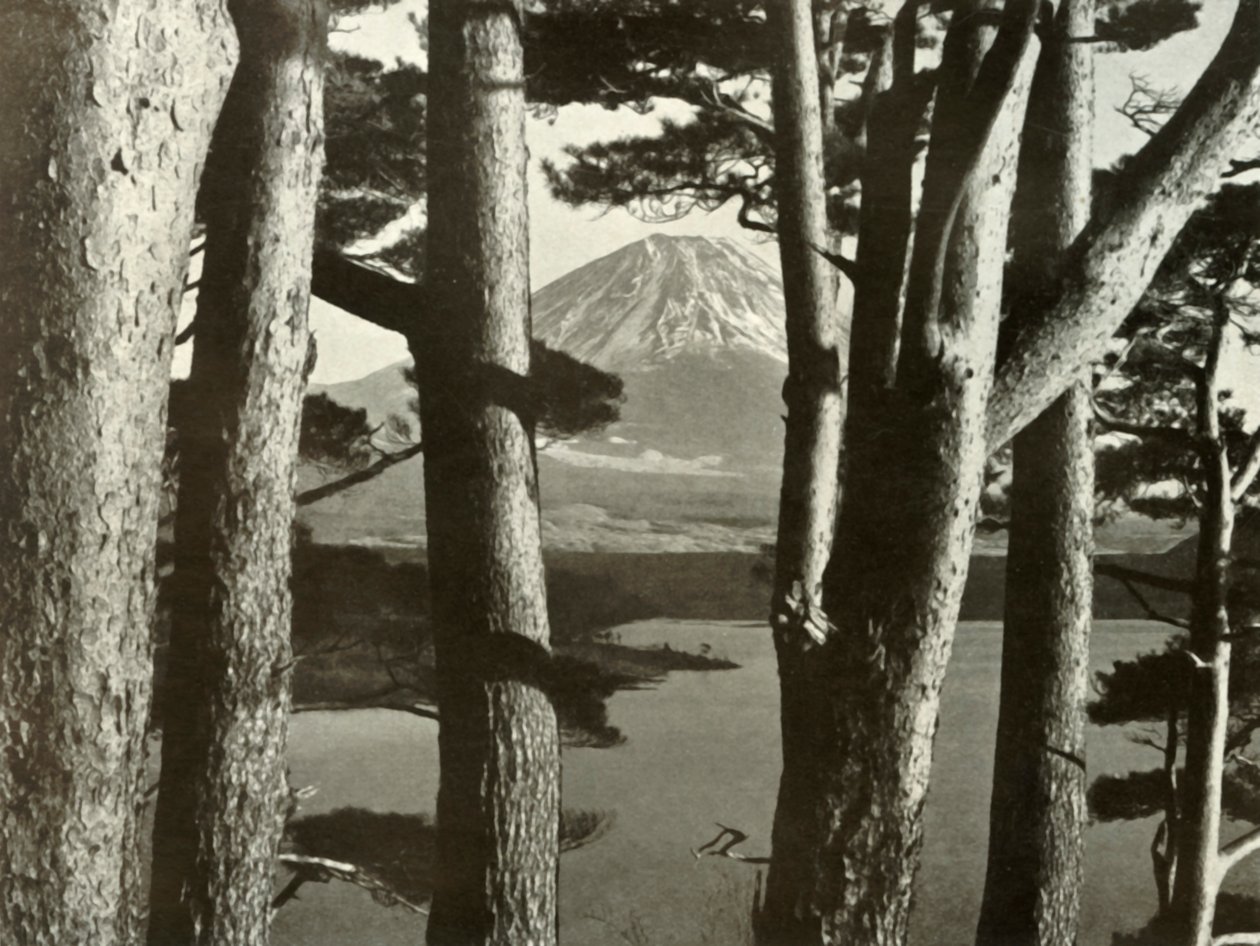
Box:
1232, 426, 1260, 500
987, 0, 1260, 449
1094, 560, 1193, 596
1223, 157, 1260, 178
1219, 824, 1260, 875
310, 245, 422, 337
274, 854, 429, 914
295, 441, 423, 507
1107, 571, 1192, 630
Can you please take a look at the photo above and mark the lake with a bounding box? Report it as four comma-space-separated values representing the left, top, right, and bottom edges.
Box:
275, 620, 1257, 946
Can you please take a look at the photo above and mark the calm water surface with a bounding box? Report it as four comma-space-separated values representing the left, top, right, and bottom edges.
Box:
276, 620, 1253, 946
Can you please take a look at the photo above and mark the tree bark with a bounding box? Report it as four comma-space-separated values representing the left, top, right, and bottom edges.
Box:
987, 0, 1260, 449
976, 3, 1095, 944
1168, 304, 1235, 946
0, 5, 235, 945
805, 4, 1038, 944
767, 0, 844, 650
421, 1, 561, 944
760, 2, 844, 937
148, 3, 326, 945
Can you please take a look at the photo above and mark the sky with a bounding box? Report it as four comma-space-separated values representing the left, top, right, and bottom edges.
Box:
239, 0, 1245, 385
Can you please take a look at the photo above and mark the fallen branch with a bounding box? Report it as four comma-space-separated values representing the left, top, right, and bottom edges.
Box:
275, 853, 429, 915
691, 824, 771, 865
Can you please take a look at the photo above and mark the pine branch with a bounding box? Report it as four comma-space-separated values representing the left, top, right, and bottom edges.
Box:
1223, 157, 1260, 178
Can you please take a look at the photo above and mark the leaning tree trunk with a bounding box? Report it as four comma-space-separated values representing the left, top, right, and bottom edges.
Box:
147, 3, 326, 945
805, 3, 1039, 943
760, 0, 844, 938
1168, 304, 1236, 946
975, 3, 1095, 944
0, 5, 235, 945
420, 0, 561, 943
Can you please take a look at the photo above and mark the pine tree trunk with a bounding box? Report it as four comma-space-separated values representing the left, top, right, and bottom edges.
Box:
148, 3, 325, 945
421, 1, 561, 943
976, 3, 1094, 944
760, 1, 844, 937
0, 4, 235, 945
809, 5, 1038, 943
1168, 306, 1236, 946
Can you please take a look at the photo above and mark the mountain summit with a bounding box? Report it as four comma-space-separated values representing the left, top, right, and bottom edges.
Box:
532, 234, 787, 371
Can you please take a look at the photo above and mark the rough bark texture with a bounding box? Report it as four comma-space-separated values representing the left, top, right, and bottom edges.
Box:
0, 4, 235, 944
975, 3, 1094, 944
1168, 307, 1235, 946
761, 2, 844, 936
987, 0, 1260, 449
759, 11, 917, 941
148, 3, 326, 945
808, 5, 1038, 944
421, 1, 561, 944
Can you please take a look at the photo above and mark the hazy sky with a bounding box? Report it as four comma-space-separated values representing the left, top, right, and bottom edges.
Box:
288, 0, 1241, 384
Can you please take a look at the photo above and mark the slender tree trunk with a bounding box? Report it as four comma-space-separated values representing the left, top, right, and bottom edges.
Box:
976, 3, 1095, 944
806, 5, 1038, 944
1168, 305, 1235, 946
0, 5, 235, 945
148, 3, 325, 944
761, 2, 844, 937
421, 1, 561, 943
767, 0, 844, 646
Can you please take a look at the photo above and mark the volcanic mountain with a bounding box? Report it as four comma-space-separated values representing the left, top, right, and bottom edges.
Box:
306, 235, 802, 550
532, 234, 788, 370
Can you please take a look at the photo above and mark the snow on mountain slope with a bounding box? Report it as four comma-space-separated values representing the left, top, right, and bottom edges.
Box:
532, 234, 788, 370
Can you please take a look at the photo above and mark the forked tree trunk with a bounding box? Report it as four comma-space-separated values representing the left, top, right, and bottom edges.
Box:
148, 3, 326, 944
421, 0, 561, 943
760, 10, 919, 941
760, 2, 1260, 943
809, 4, 1038, 944
1168, 306, 1235, 946
0, 4, 235, 945
761, 0, 844, 937
976, 3, 1095, 944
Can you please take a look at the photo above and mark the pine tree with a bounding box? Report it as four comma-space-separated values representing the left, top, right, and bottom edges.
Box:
0, 3, 236, 943
421, 0, 561, 942
977, 2, 1096, 943
147, 2, 328, 944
